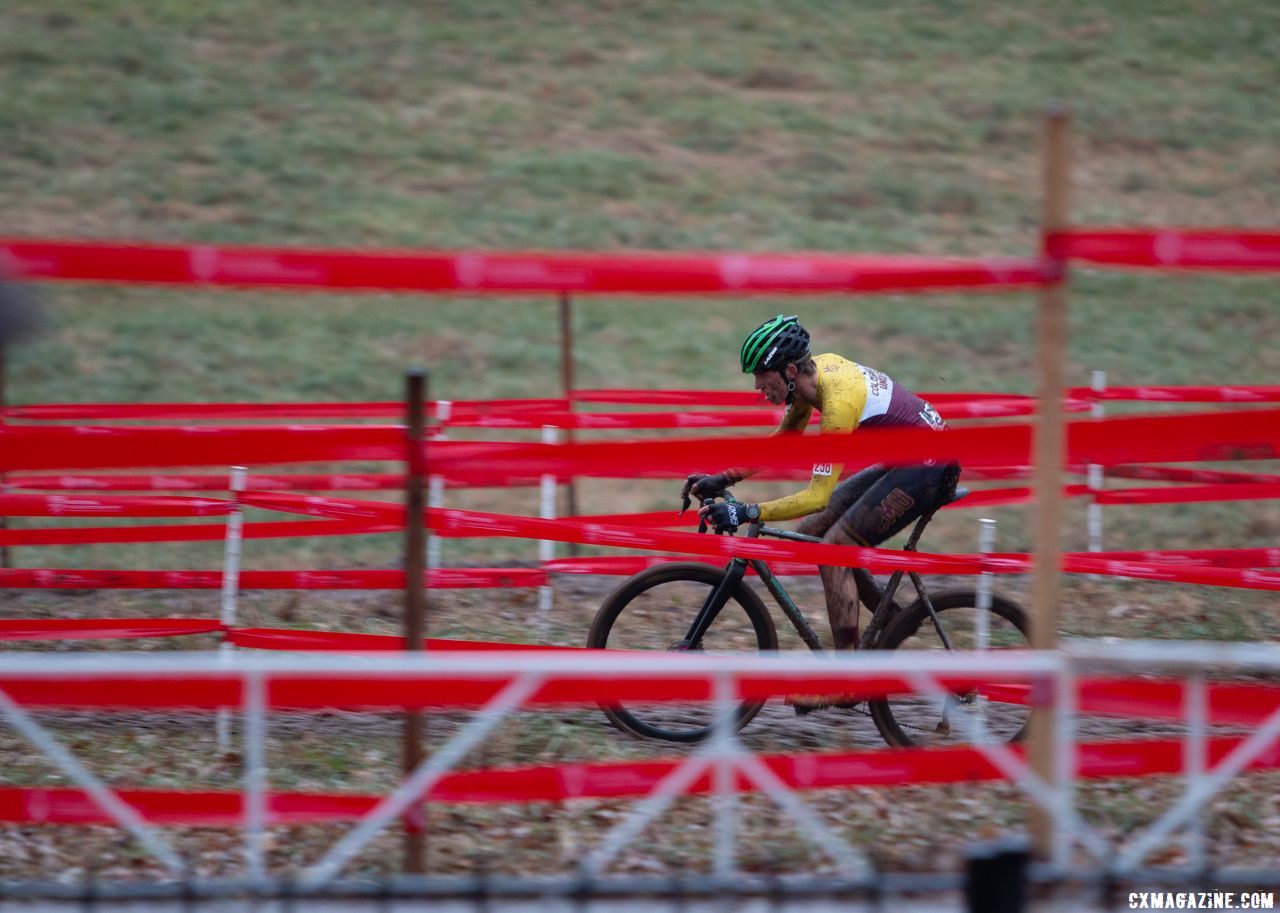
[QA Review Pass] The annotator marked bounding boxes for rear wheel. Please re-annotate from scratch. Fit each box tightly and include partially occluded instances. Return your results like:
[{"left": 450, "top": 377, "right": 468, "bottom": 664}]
[
  {"left": 868, "top": 590, "right": 1030, "bottom": 748},
  {"left": 586, "top": 562, "right": 778, "bottom": 742}
]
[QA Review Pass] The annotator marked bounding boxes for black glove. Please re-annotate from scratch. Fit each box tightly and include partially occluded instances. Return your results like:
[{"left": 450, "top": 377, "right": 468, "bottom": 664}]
[
  {"left": 699, "top": 500, "right": 761, "bottom": 533},
  {"left": 680, "top": 472, "right": 735, "bottom": 505}
]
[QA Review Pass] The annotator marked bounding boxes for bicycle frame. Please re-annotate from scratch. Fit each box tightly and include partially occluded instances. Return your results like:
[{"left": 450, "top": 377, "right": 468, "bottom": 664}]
[{"left": 678, "top": 510, "right": 952, "bottom": 654}]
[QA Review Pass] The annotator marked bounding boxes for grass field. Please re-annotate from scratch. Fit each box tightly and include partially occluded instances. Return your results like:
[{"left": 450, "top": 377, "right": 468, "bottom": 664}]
[
  {"left": 1, "top": 0, "right": 1276, "bottom": 623},
  {"left": 1, "top": 0, "right": 1278, "bottom": 883}
]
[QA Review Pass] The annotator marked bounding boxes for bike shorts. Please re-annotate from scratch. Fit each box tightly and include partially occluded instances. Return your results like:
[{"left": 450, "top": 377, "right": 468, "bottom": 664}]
[{"left": 826, "top": 462, "right": 960, "bottom": 547}]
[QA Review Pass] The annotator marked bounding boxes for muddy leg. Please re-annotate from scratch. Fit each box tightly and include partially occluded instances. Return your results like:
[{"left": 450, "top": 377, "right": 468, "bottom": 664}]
[{"left": 817, "top": 522, "right": 866, "bottom": 650}]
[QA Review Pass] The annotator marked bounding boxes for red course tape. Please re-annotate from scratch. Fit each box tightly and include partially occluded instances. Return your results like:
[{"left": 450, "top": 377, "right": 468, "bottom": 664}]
[
  {"left": 1, "top": 734, "right": 1277, "bottom": 824},
  {"left": 1, "top": 238, "right": 1055, "bottom": 294},
  {"left": 4, "top": 664, "right": 1277, "bottom": 718},
  {"left": 0, "top": 494, "right": 234, "bottom": 517},
  {"left": 3, "top": 398, "right": 566, "bottom": 421},
  {"left": 1094, "top": 482, "right": 1280, "bottom": 506},
  {"left": 1103, "top": 465, "right": 1280, "bottom": 485},
  {"left": 0, "top": 619, "right": 223, "bottom": 641},
  {"left": 1, "top": 631, "right": 1278, "bottom": 729},
  {"left": 1054, "top": 229, "right": 1280, "bottom": 271},
  {"left": 2, "top": 408, "right": 1278, "bottom": 474},
  {"left": 0, "top": 567, "right": 547, "bottom": 590},
  {"left": 0, "top": 518, "right": 397, "bottom": 547},
  {"left": 1074, "top": 385, "right": 1280, "bottom": 404},
  {"left": 10, "top": 386, "right": 1277, "bottom": 425}
]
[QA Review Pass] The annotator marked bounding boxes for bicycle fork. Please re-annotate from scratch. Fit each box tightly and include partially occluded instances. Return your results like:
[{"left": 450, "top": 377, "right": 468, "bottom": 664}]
[{"left": 677, "top": 557, "right": 749, "bottom": 650}]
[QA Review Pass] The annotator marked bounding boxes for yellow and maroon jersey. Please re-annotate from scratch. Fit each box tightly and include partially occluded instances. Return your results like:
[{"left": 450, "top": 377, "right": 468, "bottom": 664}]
[{"left": 757, "top": 353, "right": 946, "bottom": 521}]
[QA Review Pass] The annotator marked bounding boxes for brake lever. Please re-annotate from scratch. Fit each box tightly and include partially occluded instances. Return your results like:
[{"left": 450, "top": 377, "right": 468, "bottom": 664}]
[{"left": 697, "top": 497, "right": 713, "bottom": 534}]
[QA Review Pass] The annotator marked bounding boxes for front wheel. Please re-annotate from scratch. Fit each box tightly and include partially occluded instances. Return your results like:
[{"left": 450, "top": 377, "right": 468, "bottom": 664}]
[
  {"left": 586, "top": 562, "right": 778, "bottom": 742},
  {"left": 868, "top": 589, "right": 1030, "bottom": 749}
]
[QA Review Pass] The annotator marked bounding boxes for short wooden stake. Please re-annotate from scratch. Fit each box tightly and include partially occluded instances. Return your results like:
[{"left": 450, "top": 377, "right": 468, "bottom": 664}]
[{"left": 402, "top": 369, "right": 428, "bottom": 874}]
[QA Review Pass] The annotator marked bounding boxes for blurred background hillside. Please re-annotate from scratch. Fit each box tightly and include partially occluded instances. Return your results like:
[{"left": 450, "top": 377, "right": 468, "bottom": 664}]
[
  {"left": 0, "top": 1, "right": 1276, "bottom": 617},
  {"left": 2, "top": 4, "right": 1280, "bottom": 883},
  {"left": 1, "top": 0, "right": 1276, "bottom": 400}
]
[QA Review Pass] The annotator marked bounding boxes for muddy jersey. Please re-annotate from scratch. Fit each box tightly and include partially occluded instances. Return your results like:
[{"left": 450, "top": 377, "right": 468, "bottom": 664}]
[{"left": 757, "top": 353, "right": 946, "bottom": 521}]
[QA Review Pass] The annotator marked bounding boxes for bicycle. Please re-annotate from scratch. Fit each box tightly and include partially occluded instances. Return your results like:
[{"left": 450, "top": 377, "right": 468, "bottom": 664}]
[{"left": 586, "top": 484, "right": 1031, "bottom": 748}]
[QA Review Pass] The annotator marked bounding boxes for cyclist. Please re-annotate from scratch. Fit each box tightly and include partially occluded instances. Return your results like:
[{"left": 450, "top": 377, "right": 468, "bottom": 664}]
[{"left": 682, "top": 314, "right": 958, "bottom": 679}]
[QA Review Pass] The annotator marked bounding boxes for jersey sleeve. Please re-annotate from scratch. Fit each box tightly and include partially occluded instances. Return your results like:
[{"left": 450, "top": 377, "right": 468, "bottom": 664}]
[
  {"left": 755, "top": 382, "right": 860, "bottom": 522},
  {"left": 722, "top": 399, "right": 812, "bottom": 483}
]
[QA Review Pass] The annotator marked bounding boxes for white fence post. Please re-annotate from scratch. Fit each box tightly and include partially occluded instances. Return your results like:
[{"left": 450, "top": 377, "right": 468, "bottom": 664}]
[
  {"left": 1086, "top": 370, "right": 1106, "bottom": 577},
  {"left": 712, "top": 671, "right": 737, "bottom": 879},
  {"left": 1053, "top": 658, "right": 1077, "bottom": 869},
  {"left": 243, "top": 669, "right": 268, "bottom": 882},
  {"left": 216, "top": 465, "right": 247, "bottom": 752},
  {"left": 537, "top": 424, "right": 557, "bottom": 638},
  {"left": 1184, "top": 671, "right": 1208, "bottom": 870},
  {"left": 427, "top": 400, "right": 451, "bottom": 571},
  {"left": 975, "top": 517, "right": 997, "bottom": 743},
  {"left": 976, "top": 518, "right": 996, "bottom": 652}
]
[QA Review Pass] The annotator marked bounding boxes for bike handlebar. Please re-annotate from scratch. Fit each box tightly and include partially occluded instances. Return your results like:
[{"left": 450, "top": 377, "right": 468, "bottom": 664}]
[{"left": 686, "top": 491, "right": 743, "bottom": 536}]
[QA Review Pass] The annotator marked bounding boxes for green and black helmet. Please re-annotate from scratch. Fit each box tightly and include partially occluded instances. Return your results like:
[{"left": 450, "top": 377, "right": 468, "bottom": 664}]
[{"left": 739, "top": 314, "right": 810, "bottom": 374}]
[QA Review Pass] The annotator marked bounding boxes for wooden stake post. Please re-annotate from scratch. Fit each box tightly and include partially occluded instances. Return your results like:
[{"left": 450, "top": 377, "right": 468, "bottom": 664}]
[
  {"left": 1029, "top": 106, "right": 1072, "bottom": 860},
  {"left": 403, "top": 369, "right": 428, "bottom": 873}
]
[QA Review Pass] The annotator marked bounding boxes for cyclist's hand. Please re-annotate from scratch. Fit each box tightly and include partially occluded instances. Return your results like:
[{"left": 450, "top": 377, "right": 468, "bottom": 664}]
[
  {"left": 680, "top": 472, "right": 734, "bottom": 508},
  {"left": 698, "top": 500, "right": 760, "bottom": 534}
]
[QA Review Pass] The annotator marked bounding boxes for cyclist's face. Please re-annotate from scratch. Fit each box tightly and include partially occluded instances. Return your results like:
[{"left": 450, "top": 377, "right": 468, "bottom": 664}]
[{"left": 753, "top": 369, "right": 788, "bottom": 405}]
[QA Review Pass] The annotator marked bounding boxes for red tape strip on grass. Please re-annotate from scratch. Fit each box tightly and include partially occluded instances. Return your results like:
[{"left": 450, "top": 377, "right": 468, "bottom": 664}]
[
  {"left": 3, "top": 408, "right": 1278, "bottom": 473},
  {"left": 0, "top": 667, "right": 1045, "bottom": 710},
  {"left": 0, "top": 620, "right": 564, "bottom": 646},
  {"left": 5, "top": 665, "right": 1278, "bottom": 720},
  {"left": 419, "top": 409, "right": 1280, "bottom": 478},
  {"left": 0, "top": 567, "right": 547, "bottom": 590},
  {"left": 0, "top": 650, "right": 1277, "bottom": 727},
  {"left": 3, "top": 399, "right": 566, "bottom": 421},
  {"left": 1061, "top": 557, "right": 1280, "bottom": 591},
  {"left": 2, "top": 403, "right": 1045, "bottom": 428},
  {"left": 1104, "top": 465, "right": 1280, "bottom": 485},
  {"left": 1076, "top": 679, "right": 1280, "bottom": 727},
  {"left": 9, "top": 387, "right": 1274, "bottom": 431},
  {"left": 242, "top": 496, "right": 1280, "bottom": 588},
  {"left": 4, "top": 466, "right": 1040, "bottom": 491},
  {"left": 1062, "top": 547, "right": 1280, "bottom": 570},
  {"left": 243, "top": 497, "right": 992, "bottom": 575},
  {"left": 0, "top": 424, "right": 404, "bottom": 472},
  {"left": 2, "top": 493, "right": 1274, "bottom": 587},
  {"left": 1053, "top": 228, "right": 1280, "bottom": 271},
  {"left": 1073, "top": 385, "right": 1280, "bottom": 404},
  {"left": 2, "top": 735, "right": 1278, "bottom": 824},
  {"left": 3, "top": 472, "right": 547, "bottom": 492},
  {"left": 226, "top": 629, "right": 584, "bottom": 652},
  {"left": 544, "top": 556, "right": 819, "bottom": 576},
  {"left": 0, "top": 619, "right": 223, "bottom": 641},
  {"left": 0, "top": 518, "right": 397, "bottom": 547},
  {"left": 0, "top": 494, "right": 235, "bottom": 517},
  {"left": 1, "top": 238, "right": 1055, "bottom": 294},
  {"left": 1094, "top": 482, "right": 1280, "bottom": 505},
  {"left": 2, "top": 480, "right": 1270, "bottom": 530}
]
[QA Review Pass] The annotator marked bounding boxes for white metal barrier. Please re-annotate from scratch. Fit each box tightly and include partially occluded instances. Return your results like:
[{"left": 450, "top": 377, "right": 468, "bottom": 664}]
[{"left": 1, "top": 644, "right": 1278, "bottom": 887}]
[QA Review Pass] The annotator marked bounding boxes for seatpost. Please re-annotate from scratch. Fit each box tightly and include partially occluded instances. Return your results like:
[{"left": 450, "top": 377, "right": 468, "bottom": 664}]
[{"left": 901, "top": 508, "right": 938, "bottom": 552}]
